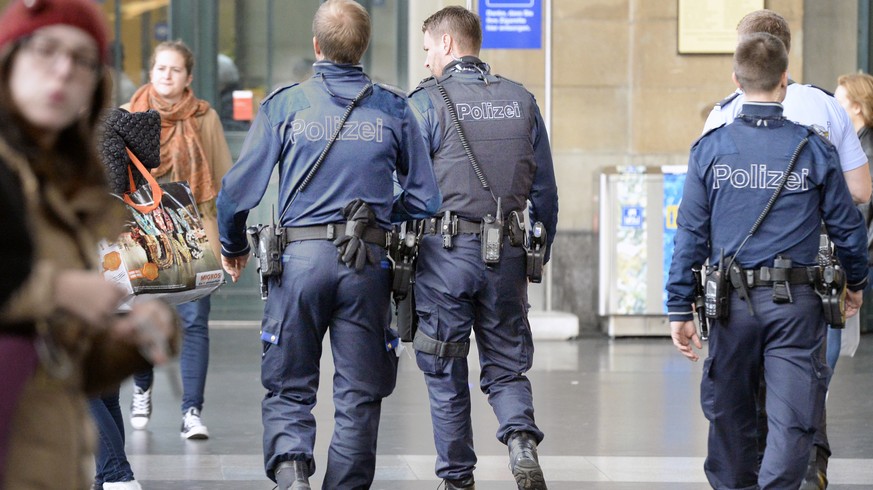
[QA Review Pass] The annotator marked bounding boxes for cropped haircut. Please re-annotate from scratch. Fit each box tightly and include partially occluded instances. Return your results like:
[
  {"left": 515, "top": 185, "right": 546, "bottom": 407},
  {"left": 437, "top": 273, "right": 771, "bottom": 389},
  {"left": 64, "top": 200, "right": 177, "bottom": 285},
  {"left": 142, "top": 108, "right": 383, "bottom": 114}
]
[
  {"left": 733, "top": 32, "right": 788, "bottom": 93},
  {"left": 312, "top": 0, "right": 370, "bottom": 65},
  {"left": 422, "top": 6, "right": 482, "bottom": 55},
  {"left": 737, "top": 9, "right": 791, "bottom": 53},
  {"left": 838, "top": 73, "right": 873, "bottom": 128},
  {"left": 151, "top": 40, "right": 195, "bottom": 75}
]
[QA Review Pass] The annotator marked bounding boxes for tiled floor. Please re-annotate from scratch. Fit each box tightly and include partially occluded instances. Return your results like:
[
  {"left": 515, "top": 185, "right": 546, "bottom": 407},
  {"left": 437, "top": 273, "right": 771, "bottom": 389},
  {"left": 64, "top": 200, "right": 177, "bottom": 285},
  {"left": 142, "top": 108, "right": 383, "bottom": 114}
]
[{"left": 116, "top": 327, "right": 873, "bottom": 489}]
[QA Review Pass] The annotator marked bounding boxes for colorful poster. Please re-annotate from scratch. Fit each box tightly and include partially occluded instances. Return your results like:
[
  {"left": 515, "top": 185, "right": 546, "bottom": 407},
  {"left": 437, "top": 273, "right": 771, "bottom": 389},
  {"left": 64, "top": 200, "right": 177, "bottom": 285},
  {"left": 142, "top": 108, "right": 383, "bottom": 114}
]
[{"left": 615, "top": 167, "right": 647, "bottom": 314}]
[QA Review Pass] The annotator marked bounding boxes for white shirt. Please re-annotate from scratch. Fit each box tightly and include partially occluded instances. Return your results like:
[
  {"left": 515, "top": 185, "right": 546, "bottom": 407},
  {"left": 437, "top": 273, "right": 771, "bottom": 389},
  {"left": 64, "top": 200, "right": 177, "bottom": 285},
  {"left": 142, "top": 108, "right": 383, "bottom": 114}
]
[{"left": 703, "top": 83, "right": 867, "bottom": 173}]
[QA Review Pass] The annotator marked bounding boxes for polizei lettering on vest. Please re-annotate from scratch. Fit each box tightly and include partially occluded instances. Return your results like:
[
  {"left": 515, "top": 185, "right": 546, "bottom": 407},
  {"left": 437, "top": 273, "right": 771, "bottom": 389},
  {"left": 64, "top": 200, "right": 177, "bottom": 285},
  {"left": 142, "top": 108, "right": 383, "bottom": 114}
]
[
  {"left": 712, "top": 164, "right": 809, "bottom": 191},
  {"left": 290, "top": 117, "right": 384, "bottom": 143},
  {"left": 455, "top": 100, "right": 522, "bottom": 121}
]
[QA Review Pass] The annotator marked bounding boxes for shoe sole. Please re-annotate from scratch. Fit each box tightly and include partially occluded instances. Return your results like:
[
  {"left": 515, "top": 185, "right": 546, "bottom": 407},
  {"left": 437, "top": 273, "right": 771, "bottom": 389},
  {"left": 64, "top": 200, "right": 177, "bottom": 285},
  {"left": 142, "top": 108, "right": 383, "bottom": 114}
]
[
  {"left": 130, "top": 417, "right": 150, "bottom": 430},
  {"left": 512, "top": 460, "right": 547, "bottom": 490},
  {"left": 181, "top": 428, "right": 210, "bottom": 440}
]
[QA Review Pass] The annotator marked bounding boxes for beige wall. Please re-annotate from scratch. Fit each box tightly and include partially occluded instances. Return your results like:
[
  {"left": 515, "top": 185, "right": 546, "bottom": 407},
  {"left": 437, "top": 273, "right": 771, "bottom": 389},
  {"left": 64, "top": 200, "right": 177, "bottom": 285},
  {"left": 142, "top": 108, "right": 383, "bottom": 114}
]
[{"left": 407, "top": 0, "right": 813, "bottom": 231}]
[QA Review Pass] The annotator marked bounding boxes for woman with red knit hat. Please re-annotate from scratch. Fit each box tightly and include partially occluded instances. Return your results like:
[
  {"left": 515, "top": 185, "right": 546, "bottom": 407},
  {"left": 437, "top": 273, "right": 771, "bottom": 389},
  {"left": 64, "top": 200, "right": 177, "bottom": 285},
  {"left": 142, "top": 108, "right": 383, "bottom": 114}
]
[{"left": 0, "top": 1, "right": 179, "bottom": 488}]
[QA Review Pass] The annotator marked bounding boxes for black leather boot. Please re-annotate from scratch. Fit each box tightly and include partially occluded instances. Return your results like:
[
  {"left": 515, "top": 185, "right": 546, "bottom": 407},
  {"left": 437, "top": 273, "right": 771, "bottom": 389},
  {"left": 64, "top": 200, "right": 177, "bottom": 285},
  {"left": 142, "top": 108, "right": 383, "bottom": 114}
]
[
  {"left": 507, "top": 431, "right": 547, "bottom": 490},
  {"left": 443, "top": 475, "right": 475, "bottom": 489},
  {"left": 275, "top": 461, "right": 311, "bottom": 490},
  {"left": 798, "top": 444, "right": 828, "bottom": 490}
]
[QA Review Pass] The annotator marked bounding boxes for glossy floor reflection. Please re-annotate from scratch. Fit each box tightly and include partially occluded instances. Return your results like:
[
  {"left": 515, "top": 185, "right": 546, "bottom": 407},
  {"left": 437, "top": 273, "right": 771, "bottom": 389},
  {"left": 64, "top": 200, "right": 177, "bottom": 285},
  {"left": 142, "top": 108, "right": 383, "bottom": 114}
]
[{"left": 117, "top": 328, "right": 873, "bottom": 489}]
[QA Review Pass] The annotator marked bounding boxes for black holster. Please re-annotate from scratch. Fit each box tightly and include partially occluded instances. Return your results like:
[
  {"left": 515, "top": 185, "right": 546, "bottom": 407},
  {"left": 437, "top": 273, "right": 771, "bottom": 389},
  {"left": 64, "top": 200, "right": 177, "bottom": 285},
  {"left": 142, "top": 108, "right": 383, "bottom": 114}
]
[
  {"left": 389, "top": 222, "right": 420, "bottom": 342},
  {"left": 247, "top": 224, "right": 285, "bottom": 300}
]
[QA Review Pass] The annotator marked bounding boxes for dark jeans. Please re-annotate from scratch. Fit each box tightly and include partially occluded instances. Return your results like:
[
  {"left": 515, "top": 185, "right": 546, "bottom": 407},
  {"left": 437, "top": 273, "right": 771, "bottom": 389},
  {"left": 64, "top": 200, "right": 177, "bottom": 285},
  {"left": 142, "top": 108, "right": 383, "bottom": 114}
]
[
  {"left": 134, "top": 296, "right": 211, "bottom": 412},
  {"left": 89, "top": 390, "right": 135, "bottom": 486}
]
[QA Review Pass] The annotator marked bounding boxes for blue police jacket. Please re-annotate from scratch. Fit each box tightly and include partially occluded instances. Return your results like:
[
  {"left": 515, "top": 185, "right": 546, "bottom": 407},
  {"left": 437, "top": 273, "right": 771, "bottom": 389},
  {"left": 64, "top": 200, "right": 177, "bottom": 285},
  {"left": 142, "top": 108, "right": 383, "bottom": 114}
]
[
  {"left": 409, "top": 57, "right": 558, "bottom": 259},
  {"left": 667, "top": 102, "right": 868, "bottom": 322},
  {"left": 217, "top": 62, "right": 442, "bottom": 257}
]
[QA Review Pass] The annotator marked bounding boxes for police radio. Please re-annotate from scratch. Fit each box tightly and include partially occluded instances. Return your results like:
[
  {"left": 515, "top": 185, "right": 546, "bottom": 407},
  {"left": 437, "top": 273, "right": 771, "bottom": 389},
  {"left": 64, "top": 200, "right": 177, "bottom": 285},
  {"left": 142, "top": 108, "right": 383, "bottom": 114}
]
[
  {"left": 481, "top": 197, "right": 503, "bottom": 264},
  {"left": 704, "top": 249, "right": 730, "bottom": 320}
]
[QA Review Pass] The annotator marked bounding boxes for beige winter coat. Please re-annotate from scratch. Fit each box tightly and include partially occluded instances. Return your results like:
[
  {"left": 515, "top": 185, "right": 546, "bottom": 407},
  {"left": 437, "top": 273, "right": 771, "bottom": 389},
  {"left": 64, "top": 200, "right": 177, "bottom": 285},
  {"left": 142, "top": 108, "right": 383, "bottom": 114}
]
[{"left": 0, "top": 136, "right": 153, "bottom": 490}]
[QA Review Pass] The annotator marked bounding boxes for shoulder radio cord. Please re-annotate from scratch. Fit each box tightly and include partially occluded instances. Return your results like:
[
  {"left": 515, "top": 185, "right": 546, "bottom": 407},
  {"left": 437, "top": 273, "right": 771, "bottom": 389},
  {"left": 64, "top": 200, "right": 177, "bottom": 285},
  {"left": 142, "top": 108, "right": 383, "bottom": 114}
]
[
  {"left": 436, "top": 80, "right": 499, "bottom": 204},
  {"left": 729, "top": 137, "right": 809, "bottom": 267},
  {"left": 279, "top": 82, "right": 373, "bottom": 223}
]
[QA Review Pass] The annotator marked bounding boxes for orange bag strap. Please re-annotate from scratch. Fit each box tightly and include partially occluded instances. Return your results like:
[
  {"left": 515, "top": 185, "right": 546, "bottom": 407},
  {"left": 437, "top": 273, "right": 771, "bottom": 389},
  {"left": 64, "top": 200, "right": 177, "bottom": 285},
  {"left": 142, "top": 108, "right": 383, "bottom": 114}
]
[{"left": 123, "top": 148, "right": 163, "bottom": 213}]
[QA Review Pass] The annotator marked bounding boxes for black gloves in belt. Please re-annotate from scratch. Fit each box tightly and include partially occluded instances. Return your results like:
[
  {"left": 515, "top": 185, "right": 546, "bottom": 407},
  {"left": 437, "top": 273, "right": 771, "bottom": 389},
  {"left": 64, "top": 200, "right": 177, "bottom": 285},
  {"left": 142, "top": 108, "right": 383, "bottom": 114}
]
[{"left": 333, "top": 199, "right": 377, "bottom": 271}]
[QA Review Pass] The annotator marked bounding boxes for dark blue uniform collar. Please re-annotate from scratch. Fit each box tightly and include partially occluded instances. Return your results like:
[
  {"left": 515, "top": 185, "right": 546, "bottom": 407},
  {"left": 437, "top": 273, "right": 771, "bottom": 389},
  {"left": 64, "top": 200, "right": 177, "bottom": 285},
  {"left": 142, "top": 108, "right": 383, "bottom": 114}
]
[
  {"left": 312, "top": 61, "right": 370, "bottom": 99},
  {"left": 442, "top": 56, "right": 491, "bottom": 76},
  {"left": 313, "top": 61, "right": 365, "bottom": 77},
  {"left": 737, "top": 102, "right": 787, "bottom": 127}
]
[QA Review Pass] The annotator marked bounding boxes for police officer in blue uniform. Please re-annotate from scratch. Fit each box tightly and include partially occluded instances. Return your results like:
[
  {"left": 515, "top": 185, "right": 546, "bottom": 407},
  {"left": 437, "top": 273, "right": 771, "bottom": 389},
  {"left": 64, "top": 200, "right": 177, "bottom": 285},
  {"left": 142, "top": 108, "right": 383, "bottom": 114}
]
[
  {"left": 668, "top": 33, "right": 867, "bottom": 489},
  {"left": 408, "top": 6, "right": 558, "bottom": 490},
  {"left": 701, "top": 11, "right": 872, "bottom": 488},
  {"left": 216, "top": 1, "right": 441, "bottom": 489}
]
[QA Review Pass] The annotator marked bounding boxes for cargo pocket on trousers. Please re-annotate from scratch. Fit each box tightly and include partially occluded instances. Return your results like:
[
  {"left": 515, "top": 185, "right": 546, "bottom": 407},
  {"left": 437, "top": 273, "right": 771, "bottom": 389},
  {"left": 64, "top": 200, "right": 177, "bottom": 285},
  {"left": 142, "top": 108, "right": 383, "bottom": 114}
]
[
  {"left": 700, "top": 357, "right": 716, "bottom": 422},
  {"left": 807, "top": 350, "right": 830, "bottom": 430},
  {"left": 413, "top": 306, "right": 449, "bottom": 375},
  {"left": 260, "top": 315, "right": 281, "bottom": 357}
]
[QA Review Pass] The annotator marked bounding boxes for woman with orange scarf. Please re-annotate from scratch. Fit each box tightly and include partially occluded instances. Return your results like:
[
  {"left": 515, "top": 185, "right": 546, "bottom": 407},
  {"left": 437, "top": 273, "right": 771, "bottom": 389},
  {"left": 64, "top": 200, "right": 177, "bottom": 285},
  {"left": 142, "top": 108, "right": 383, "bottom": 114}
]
[{"left": 122, "top": 40, "right": 231, "bottom": 440}]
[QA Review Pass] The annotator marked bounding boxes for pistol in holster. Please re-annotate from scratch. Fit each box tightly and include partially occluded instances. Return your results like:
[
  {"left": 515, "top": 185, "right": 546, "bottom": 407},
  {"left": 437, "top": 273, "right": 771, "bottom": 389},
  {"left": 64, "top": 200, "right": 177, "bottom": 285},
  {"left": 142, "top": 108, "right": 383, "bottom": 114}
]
[
  {"left": 389, "top": 221, "right": 421, "bottom": 343},
  {"left": 246, "top": 224, "right": 285, "bottom": 301},
  {"left": 389, "top": 221, "right": 420, "bottom": 301},
  {"left": 525, "top": 218, "right": 547, "bottom": 284},
  {"left": 815, "top": 236, "right": 847, "bottom": 327}
]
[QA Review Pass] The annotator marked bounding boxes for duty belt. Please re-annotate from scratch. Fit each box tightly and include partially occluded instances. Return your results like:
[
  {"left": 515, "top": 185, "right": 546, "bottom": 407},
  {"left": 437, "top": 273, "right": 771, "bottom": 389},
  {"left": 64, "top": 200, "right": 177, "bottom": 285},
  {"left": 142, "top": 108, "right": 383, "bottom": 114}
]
[
  {"left": 422, "top": 216, "right": 481, "bottom": 235},
  {"left": 282, "top": 224, "right": 390, "bottom": 248},
  {"left": 739, "top": 266, "right": 819, "bottom": 288}
]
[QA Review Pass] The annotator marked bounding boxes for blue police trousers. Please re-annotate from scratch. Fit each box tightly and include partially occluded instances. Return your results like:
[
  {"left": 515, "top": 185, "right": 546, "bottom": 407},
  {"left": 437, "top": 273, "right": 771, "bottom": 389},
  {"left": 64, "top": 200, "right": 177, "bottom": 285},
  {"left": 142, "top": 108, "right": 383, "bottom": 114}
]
[
  {"left": 259, "top": 240, "right": 397, "bottom": 489},
  {"left": 703, "top": 285, "right": 829, "bottom": 490},
  {"left": 414, "top": 234, "right": 544, "bottom": 481}
]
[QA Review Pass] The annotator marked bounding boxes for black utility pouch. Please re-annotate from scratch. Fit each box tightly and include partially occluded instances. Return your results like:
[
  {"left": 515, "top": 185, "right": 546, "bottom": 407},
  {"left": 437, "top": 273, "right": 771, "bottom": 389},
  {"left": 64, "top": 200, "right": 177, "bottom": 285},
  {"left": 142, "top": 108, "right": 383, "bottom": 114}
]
[
  {"left": 770, "top": 255, "right": 793, "bottom": 304},
  {"left": 508, "top": 210, "right": 525, "bottom": 247}
]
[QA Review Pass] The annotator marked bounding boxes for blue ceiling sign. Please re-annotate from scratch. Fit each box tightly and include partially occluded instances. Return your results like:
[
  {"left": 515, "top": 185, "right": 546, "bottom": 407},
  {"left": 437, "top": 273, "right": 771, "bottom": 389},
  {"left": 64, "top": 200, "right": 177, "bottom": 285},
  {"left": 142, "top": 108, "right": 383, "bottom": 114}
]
[{"left": 480, "top": 0, "right": 542, "bottom": 50}]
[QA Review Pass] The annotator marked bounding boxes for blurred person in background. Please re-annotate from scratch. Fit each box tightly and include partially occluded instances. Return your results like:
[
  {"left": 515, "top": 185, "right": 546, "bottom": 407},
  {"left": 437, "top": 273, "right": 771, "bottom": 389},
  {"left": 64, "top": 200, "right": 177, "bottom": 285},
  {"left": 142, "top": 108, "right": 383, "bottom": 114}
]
[
  {"left": 831, "top": 72, "right": 873, "bottom": 370},
  {"left": 0, "top": 0, "right": 179, "bottom": 488}
]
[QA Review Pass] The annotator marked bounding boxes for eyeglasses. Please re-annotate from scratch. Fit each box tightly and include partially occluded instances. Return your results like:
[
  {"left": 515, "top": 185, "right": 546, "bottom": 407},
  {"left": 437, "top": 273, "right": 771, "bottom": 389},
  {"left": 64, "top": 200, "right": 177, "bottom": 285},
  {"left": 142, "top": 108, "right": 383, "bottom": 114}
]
[{"left": 19, "top": 35, "right": 102, "bottom": 80}]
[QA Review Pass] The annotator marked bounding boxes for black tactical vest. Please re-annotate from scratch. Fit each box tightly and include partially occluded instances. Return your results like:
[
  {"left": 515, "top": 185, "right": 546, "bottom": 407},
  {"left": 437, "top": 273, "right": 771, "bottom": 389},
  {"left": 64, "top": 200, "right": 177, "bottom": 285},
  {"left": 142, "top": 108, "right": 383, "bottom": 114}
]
[{"left": 419, "top": 72, "right": 538, "bottom": 220}]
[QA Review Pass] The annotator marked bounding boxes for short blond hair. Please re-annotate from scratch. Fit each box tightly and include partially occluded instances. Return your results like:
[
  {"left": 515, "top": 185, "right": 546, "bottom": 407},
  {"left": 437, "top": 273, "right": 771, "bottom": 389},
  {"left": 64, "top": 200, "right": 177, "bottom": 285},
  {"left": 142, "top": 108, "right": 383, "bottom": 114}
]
[
  {"left": 312, "top": 0, "right": 370, "bottom": 64},
  {"left": 737, "top": 9, "right": 791, "bottom": 54},
  {"left": 838, "top": 73, "right": 873, "bottom": 128}
]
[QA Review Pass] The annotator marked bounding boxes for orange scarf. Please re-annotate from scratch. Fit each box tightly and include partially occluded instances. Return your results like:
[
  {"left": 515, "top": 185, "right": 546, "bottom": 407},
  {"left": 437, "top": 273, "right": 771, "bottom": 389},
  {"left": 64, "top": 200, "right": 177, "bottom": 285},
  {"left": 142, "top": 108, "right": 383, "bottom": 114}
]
[{"left": 129, "top": 84, "right": 216, "bottom": 204}]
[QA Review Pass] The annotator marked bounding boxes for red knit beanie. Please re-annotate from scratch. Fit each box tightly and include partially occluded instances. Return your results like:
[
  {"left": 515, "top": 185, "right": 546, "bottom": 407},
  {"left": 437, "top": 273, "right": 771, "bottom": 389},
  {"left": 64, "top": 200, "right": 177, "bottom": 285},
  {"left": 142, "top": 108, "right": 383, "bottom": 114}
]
[{"left": 0, "top": 0, "right": 109, "bottom": 63}]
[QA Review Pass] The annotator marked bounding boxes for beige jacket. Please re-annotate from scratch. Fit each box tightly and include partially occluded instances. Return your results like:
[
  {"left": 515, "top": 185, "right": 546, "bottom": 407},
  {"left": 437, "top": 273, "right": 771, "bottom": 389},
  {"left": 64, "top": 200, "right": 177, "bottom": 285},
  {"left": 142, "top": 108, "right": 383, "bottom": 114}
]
[{"left": 0, "top": 136, "right": 152, "bottom": 490}]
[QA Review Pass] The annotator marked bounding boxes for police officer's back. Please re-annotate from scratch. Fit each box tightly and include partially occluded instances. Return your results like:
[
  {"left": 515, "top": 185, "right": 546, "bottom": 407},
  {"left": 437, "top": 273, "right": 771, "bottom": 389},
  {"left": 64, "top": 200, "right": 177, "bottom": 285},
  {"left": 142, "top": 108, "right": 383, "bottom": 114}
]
[
  {"left": 216, "top": 1, "right": 440, "bottom": 489},
  {"left": 667, "top": 33, "right": 867, "bottom": 489},
  {"left": 407, "top": 6, "right": 557, "bottom": 490}
]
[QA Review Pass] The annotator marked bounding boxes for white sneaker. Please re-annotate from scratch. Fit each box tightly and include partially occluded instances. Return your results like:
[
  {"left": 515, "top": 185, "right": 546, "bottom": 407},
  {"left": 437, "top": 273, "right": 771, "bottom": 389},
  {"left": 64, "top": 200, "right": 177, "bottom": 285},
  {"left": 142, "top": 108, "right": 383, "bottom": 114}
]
[
  {"left": 130, "top": 386, "right": 152, "bottom": 430},
  {"left": 103, "top": 480, "right": 143, "bottom": 490},
  {"left": 180, "top": 407, "right": 209, "bottom": 440}
]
